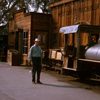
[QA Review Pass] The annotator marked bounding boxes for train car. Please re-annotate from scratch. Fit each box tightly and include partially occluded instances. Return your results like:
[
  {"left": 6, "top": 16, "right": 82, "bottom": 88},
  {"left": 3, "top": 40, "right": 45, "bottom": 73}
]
[{"left": 59, "top": 24, "right": 100, "bottom": 79}]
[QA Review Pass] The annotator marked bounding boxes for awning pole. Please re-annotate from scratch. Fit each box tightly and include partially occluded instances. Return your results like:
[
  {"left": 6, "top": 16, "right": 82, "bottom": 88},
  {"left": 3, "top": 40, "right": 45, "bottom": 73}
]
[{"left": 76, "top": 28, "right": 80, "bottom": 69}]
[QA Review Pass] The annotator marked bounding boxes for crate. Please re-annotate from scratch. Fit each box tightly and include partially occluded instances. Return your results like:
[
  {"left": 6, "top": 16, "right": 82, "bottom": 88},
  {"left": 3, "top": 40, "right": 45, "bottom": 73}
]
[
  {"left": 42, "top": 50, "right": 49, "bottom": 59},
  {"left": 49, "top": 49, "right": 60, "bottom": 59},
  {"left": 51, "top": 50, "right": 57, "bottom": 59},
  {"left": 60, "top": 47, "right": 66, "bottom": 56},
  {"left": 56, "top": 52, "right": 62, "bottom": 61},
  {"left": 7, "top": 50, "right": 21, "bottom": 66}
]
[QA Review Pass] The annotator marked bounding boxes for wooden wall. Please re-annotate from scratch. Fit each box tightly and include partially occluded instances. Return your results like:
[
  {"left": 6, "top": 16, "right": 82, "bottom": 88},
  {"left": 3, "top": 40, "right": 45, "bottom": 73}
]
[
  {"left": 50, "top": 0, "right": 100, "bottom": 48},
  {"left": 8, "top": 9, "right": 52, "bottom": 65},
  {"left": 9, "top": 10, "right": 31, "bottom": 52},
  {"left": 8, "top": 9, "right": 31, "bottom": 65},
  {"left": 31, "top": 13, "right": 52, "bottom": 49}
]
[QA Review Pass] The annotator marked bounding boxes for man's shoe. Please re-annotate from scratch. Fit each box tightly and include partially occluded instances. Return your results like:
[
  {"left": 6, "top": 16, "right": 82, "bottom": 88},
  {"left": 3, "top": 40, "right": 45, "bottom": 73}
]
[
  {"left": 32, "top": 81, "right": 36, "bottom": 84},
  {"left": 37, "top": 81, "right": 42, "bottom": 84}
]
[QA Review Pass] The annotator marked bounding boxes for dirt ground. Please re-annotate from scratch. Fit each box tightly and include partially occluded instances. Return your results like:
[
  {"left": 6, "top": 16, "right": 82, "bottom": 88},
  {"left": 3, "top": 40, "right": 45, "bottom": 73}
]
[
  {"left": 25, "top": 66, "right": 100, "bottom": 94},
  {"left": 1, "top": 62, "right": 100, "bottom": 100}
]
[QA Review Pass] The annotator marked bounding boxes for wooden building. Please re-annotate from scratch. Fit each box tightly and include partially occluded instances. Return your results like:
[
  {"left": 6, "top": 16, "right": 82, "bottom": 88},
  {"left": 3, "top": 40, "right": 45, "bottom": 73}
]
[
  {"left": 8, "top": 8, "right": 52, "bottom": 65},
  {"left": 49, "top": 0, "right": 100, "bottom": 49},
  {"left": 0, "top": 24, "right": 8, "bottom": 61},
  {"left": 48, "top": 0, "right": 100, "bottom": 72}
]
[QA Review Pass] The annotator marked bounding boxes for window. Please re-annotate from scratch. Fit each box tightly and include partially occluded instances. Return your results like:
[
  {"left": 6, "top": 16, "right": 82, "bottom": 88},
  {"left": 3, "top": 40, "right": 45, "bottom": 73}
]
[
  {"left": 91, "top": 35, "right": 97, "bottom": 43},
  {"left": 43, "top": 35, "right": 45, "bottom": 44},
  {"left": 38, "top": 34, "right": 41, "bottom": 41},
  {"left": 23, "top": 32, "right": 28, "bottom": 54},
  {"left": 53, "top": 33, "right": 57, "bottom": 45}
]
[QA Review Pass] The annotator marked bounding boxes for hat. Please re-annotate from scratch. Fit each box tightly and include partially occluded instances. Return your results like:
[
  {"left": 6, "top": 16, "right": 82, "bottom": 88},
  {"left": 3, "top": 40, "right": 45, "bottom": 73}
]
[{"left": 35, "top": 38, "right": 40, "bottom": 42}]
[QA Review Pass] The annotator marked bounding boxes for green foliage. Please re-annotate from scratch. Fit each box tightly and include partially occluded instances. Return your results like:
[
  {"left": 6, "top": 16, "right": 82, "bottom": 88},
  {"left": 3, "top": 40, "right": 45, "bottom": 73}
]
[
  {"left": 0, "top": 0, "right": 61, "bottom": 25},
  {"left": 33, "top": 0, "right": 61, "bottom": 13},
  {"left": 0, "top": 0, "right": 33, "bottom": 24}
]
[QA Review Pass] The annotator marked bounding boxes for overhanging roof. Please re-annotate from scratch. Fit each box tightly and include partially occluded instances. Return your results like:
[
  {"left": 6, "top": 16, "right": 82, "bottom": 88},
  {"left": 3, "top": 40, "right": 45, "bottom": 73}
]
[
  {"left": 59, "top": 24, "right": 100, "bottom": 34},
  {"left": 59, "top": 24, "right": 80, "bottom": 34}
]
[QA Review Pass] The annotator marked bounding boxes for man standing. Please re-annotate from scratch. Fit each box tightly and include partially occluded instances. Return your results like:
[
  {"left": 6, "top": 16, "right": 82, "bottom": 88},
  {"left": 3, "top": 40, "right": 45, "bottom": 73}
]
[{"left": 29, "top": 38, "right": 42, "bottom": 84}]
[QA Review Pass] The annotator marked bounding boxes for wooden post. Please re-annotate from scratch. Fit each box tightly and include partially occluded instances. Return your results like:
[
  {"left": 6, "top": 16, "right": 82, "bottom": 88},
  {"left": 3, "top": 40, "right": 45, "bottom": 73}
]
[
  {"left": 76, "top": 28, "right": 80, "bottom": 59},
  {"left": 18, "top": 30, "right": 23, "bottom": 55},
  {"left": 88, "top": 31, "right": 91, "bottom": 45},
  {"left": 76, "top": 26, "right": 80, "bottom": 69},
  {"left": 64, "top": 34, "right": 67, "bottom": 52}
]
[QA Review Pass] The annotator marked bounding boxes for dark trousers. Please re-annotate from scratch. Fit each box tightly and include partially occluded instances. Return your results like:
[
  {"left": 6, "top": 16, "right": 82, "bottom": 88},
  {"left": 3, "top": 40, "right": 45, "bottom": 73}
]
[{"left": 32, "top": 57, "right": 41, "bottom": 82}]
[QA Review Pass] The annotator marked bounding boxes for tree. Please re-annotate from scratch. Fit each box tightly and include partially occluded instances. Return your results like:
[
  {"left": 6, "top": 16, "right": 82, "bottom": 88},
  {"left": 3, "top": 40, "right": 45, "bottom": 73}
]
[
  {"left": 33, "top": 0, "right": 61, "bottom": 13},
  {"left": 0, "top": 0, "right": 61, "bottom": 25},
  {"left": 0, "top": 0, "right": 34, "bottom": 25}
]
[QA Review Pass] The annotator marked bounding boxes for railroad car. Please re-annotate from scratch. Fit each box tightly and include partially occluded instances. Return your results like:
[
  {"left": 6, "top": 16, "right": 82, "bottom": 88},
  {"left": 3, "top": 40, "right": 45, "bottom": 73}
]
[{"left": 59, "top": 24, "right": 100, "bottom": 79}]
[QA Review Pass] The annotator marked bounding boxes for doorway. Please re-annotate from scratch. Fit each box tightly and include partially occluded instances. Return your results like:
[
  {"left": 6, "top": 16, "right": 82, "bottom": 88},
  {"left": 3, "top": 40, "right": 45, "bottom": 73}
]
[{"left": 36, "top": 31, "right": 48, "bottom": 49}]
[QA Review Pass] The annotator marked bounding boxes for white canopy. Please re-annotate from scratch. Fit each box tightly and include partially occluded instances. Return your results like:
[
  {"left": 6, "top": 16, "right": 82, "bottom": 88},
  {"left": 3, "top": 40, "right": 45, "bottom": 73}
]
[{"left": 59, "top": 24, "right": 80, "bottom": 34}]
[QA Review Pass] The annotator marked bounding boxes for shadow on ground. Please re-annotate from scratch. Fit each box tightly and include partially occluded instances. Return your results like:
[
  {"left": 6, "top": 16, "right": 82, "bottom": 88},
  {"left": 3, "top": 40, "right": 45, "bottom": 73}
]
[{"left": 41, "top": 83, "right": 84, "bottom": 89}]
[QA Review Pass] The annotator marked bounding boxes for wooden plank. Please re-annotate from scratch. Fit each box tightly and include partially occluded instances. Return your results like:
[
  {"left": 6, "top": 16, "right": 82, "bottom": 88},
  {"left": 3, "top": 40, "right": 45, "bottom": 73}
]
[
  {"left": 78, "top": 58, "right": 100, "bottom": 63},
  {"left": 68, "top": 3, "right": 71, "bottom": 26},
  {"left": 80, "top": 32, "right": 88, "bottom": 46},
  {"left": 87, "top": 0, "right": 92, "bottom": 24},
  {"left": 56, "top": 6, "right": 59, "bottom": 32},
  {"left": 96, "top": 0, "right": 99, "bottom": 25},
  {"left": 66, "top": 4, "right": 69, "bottom": 26},
  {"left": 84, "top": 0, "right": 88, "bottom": 22},
  {"left": 71, "top": 2, "right": 74, "bottom": 25},
  {"left": 49, "top": 0, "right": 74, "bottom": 8},
  {"left": 61, "top": 5, "right": 65, "bottom": 47},
  {"left": 63, "top": 67, "right": 76, "bottom": 71},
  {"left": 58, "top": 6, "right": 62, "bottom": 48},
  {"left": 51, "top": 50, "right": 57, "bottom": 59},
  {"left": 64, "top": 4, "right": 67, "bottom": 26},
  {"left": 62, "top": 4, "right": 65, "bottom": 27},
  {"left": 91, "top": 0, "right": 94, "bottom": 25},
  {"left": 73, "top": 1, "right": 77, "bottom": 24},
  {"left": 93, "top": 0, "right": 96, "bottom": 25},
  {"left": 74, "top": 33, "right": 77, "bottom": 47},
  {"left": 81, "top": 0, "right": 84, "bottom": 22},
  {"left": 56, "top": 52, "right": 62, "bottom": 60}
]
